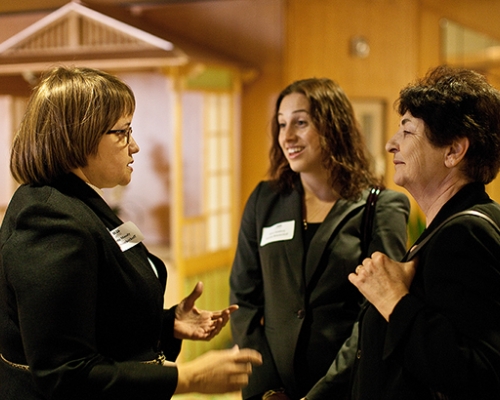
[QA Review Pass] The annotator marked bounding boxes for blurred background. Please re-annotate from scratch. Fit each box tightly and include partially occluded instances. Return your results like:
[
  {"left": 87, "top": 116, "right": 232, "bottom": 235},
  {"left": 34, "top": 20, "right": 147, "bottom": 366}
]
[{"left": 1, "top": 2, "right": 500, "bottom": 394}]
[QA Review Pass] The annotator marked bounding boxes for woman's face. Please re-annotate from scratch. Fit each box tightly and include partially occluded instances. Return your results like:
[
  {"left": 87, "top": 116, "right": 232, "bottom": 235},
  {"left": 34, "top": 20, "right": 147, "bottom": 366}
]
[
  {"left": 278, "top": 92, "right": 324, "bottom": 176},
  {"left": 77, "top": 115, "right": 139, "bottom": 188},
  {"left": 386, "top": 111, "right": 449, "bottom": 195}
]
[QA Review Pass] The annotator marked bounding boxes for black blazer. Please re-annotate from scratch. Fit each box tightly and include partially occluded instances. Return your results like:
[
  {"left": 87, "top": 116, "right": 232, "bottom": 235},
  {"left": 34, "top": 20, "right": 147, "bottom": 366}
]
[
  {"left": 353, "top": 184, "right": 500, "bottom": 400},
  {"left": 229, "top": 180, "right": 410, "bottom": 399},
  {"left": 349, "top": 183, "right": 500, "bottom": 399},
  {"left": 0, "top": 174, "right": 181, "bottom": 400}
]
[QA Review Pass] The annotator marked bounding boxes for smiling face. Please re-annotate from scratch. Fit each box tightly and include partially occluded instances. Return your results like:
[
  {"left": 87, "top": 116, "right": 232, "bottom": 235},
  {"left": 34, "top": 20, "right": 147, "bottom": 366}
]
[
  {"left": 278, "top": 92, "right": 325, "bottom": 177},
  {"left": 73, "top": 115, "right": 139, "bottom": 188},
  {"left": 386, "top": 111, "right": 449, "bottom": 196}
]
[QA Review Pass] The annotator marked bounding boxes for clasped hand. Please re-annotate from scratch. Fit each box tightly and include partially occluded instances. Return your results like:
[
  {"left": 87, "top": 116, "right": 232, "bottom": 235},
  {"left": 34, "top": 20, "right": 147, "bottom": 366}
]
[
  {"left": 174, "top": 281, "right": 238, "bottom": 340},
  {"left": 348, "top": 252, "right": 418, "bottom": 321}
]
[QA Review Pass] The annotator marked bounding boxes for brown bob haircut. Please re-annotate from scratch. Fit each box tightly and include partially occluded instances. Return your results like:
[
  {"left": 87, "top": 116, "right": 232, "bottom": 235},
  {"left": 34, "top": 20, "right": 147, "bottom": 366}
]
[
  {"left": 10, "top": 66, "right": 135, "bottom": 185},
  {"left": 396, "top": 65, "right": 500, "bottom": 184},
  {"left": 268, "top": 77, "right": 381, "bottom": 200}
]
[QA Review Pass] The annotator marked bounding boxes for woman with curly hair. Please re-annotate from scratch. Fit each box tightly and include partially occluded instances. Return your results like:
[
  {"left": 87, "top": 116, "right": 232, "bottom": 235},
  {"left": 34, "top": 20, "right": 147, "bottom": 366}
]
[{"left": 230, "top": 78, "right": 410, "bottom": 400}]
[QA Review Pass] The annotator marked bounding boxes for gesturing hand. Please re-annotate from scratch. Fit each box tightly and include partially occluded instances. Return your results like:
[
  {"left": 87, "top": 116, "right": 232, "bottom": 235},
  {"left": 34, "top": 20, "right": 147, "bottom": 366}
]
[
  {"left": 174, "top": 281, "right": 239, "bottom": 341},
  {"left": 175, "top": 345, "right": 263, "bottom": 394},
  {"left": 348, "top": 252, "right": 418, "bottom": 321}
]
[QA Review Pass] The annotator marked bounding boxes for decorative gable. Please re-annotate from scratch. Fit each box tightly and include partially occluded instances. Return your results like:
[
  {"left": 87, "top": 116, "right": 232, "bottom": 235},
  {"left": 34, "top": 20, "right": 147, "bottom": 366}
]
[{"left": 0, "top": 1, "right": 187, "bottom": 73}]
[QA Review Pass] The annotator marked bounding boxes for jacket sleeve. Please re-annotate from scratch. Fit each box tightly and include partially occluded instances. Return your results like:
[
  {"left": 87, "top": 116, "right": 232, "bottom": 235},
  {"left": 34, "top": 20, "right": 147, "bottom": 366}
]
[
  {"left": 1, "top": 200, "right": 178, "bottom": 400},
  {"left": 383, "top": 215, "right": 500, "bottom": 398},
  {"left": 305, "top": 321, "right": 359, "bottom": 400},
  {"left": 161, "top": 306, "right": 182, "bottom": 361},
  {"left": 229, "top": 183, "right": 283, "bottom": 399},
  {"left": 367, "top": 189, "right": 410, "bottom": 260},
  {"left": 305, "top": 189, "right": 410, "bottom": 400}
]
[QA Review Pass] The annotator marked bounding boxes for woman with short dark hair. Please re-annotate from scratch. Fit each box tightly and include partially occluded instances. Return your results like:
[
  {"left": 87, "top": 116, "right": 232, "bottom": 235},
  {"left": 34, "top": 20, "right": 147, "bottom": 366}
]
[{"left": 307, "top": 65, "right": 500, "bottom": 400}]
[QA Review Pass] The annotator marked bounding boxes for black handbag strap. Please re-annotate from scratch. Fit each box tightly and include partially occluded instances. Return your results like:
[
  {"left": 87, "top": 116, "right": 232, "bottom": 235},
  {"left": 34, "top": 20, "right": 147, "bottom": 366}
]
[
  {"left": 361, "top": 186, "right": 382, "bottom": 258},
  {"left": 407, "top": 209, "right": 500, "bottom": 259}
]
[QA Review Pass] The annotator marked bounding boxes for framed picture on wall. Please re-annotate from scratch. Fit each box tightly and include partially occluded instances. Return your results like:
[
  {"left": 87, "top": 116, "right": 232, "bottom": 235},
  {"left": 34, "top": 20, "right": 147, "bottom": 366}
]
[{"left": 351, "top": 99, "right": 386, "bottom": 176}]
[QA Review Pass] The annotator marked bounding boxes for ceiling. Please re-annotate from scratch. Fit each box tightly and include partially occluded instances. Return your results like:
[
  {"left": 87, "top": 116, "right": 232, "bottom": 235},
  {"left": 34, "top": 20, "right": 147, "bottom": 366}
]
[
  {"left": 4, "top": 0, "right": 500, "bottom": 76},
  {"left": 0, "top": 0, "right": 282, "bottom": 96},
  {"left": 0, "top": 0, "right": 221, "bottom": 15},
  {"left": 0, "top": 0, "right": 282, "bottom": 70}
]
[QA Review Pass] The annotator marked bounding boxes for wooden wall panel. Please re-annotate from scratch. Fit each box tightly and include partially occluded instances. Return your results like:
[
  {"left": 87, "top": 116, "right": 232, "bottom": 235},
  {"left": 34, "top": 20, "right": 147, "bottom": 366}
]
[
  {"left": 282, "top": 0, "right": 500, "bottom": 208},
  {"left": 420, "top": 0, "right": 500, "bottom": 43},
  {"left": 418, "top": 1, "right": 500, "bottom": 203},
  {"left": 284, "top": 0, "right": 419, "bottom": 192}
]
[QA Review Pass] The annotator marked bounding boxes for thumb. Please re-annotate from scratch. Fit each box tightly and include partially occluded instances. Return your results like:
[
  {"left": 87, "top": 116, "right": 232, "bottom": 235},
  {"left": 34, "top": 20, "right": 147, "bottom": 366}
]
[
  {"left": 401, "top": 258, "right": 418, "bottom": 284},
  {"left": 404, "top": 257, "right": 418, "bottom": 273},
  {"left": 182, "top": 281, "right": 203, "bottom": 311},
  {"left": 229, "top": 344, "right": 240, "bottom": 353}
]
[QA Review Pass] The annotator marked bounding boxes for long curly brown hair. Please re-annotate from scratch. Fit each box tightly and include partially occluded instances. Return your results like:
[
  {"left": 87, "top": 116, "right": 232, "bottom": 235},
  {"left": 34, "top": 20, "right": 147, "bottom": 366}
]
[{"left": 268, "top": 78, "right": 382, "bottom": 199}]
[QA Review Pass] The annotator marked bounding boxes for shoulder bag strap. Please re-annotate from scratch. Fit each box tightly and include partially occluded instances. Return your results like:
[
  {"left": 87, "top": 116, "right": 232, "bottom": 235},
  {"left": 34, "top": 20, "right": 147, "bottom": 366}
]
[
  {"left": 361, "top": 186, "right": 382, "bottom": 258},
  {"left": 408, "top": 209, "right": 500, "bottom": 259}
]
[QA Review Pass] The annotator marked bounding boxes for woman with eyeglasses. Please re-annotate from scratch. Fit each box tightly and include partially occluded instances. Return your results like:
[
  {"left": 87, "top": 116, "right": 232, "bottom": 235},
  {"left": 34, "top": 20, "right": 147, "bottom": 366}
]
[{"left": 0, "top": 66, "right": 261, "bottom": 400}]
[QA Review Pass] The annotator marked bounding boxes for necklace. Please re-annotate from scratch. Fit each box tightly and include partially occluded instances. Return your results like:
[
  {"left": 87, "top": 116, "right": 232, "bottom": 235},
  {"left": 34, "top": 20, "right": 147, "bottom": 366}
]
[{"left": 302, "top": 197, "right": 336, "bottom": 230}]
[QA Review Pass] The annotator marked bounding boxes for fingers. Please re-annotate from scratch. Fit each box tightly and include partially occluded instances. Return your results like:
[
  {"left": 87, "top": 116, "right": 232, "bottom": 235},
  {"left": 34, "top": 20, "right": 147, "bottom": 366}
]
[
  {"left": 353, "top": 252, "right": 388, "bottom": 276},
  {"left": 215, "top": 309, "right": 232, "bottom": 326},
  {"left": 225, "top": 360, "right": 257, "bottom": 391},
  {"left": 224, "top": 350, "right": 263, "bottom": 391},
  {"left": 400, "top": 258, "right": 418, "bottom": 286},
  {"left": 207, "top": 305, "right": 238, "bottom": 337},
  {"left": 179, "top": 346, "right": 262, "bottom": 394},
  {"left": 349, "top": 252, "right": 386, "bottom": 287},
  {"left": 222, "top": 345, "right": 262, "bottom": 365},
  {"left": 223, "top": 348, "right": 262, "bottom": 391},
  {"left": 232, "top": 348, "right": 263, "bottom": 366},
  {"left": 404, "top": 258, "right": 418, "bottom": 273},
  {"left": 227, "top": 304, "right": 239, "bottom": 313},
  {"left": 348, "top": 270, "right": 362, "bottom": 287},
  {"left": 203, "top": 327, "right": 219, "bottom": 341},
  {"left": 211, "top": 304, "right": 238, "bottom": 320},
  {"left": 182, "top": 281, "right": 203, "bottom": 311},
  {"left": 226, "top": 374, "right": 250, "bottom": 391}
]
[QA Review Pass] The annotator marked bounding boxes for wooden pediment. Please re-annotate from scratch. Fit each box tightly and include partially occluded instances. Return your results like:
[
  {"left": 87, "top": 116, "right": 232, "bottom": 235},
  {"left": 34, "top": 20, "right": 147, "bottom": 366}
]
[{"left": 0, "top": 1, "right": 188, "bottom": 73}]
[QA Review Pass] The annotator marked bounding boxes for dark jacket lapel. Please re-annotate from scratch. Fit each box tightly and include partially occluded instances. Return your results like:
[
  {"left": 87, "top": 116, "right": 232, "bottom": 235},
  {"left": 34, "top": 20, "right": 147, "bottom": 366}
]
[
  {"left": 281, "top": 188, "right": 306, "bottom": 286},
  {"left": 304, "top": 196, "right": 365, "bottom": 286},
  {"left": 52, "top": 174, "right": 167, "bottom": 289}
]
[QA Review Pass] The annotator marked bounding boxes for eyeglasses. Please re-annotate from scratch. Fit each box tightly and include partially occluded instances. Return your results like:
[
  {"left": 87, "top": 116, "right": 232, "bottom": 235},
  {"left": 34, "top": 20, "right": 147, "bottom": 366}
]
[{"left": 107, "top": 126, "right": 132, "bottom": 144}]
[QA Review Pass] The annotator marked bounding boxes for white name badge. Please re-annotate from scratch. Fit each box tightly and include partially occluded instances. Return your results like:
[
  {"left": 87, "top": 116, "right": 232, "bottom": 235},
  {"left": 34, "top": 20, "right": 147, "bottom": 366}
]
[
  {"left": 109, "top": 221, "right": 145, "bottom": 252},
  {"left": 260, "top": 220, "right": 295, "bottom": 247}
]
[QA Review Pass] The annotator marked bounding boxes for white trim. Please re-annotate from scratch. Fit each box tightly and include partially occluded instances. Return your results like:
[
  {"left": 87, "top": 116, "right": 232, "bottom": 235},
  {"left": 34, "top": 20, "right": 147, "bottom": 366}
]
[
  {"left": 0, "top": 56, "right": 189, "bottom": 74},
  {"left": 0, "top": 1, "right": 174, "bottom": 54}
]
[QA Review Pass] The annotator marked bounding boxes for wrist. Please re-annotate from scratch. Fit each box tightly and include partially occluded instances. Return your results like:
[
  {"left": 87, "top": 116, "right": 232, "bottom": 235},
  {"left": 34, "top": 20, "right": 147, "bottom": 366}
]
[
  {"left": 174, "top": 363, "right": 189, "bottom": 394},
  {"left": 378, "top": 291, "right": 408, "bottom": 321}
]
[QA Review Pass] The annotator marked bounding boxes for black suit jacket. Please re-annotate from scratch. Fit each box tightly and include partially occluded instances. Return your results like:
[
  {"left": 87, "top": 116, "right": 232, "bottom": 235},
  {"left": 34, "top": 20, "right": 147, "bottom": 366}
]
[
  {"left": 0, "top": 174, "right": 181, "bottom": 400},
  {"left": 309, "top": 182, "right": 500, "bottom": 400},
  {"left": 229, "top": 180, "right": 410, "bottom": 399}
]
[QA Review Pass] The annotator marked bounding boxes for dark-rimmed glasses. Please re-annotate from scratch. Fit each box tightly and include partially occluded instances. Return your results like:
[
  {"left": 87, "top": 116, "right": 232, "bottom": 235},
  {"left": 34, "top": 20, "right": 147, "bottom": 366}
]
[{"left": 107, "top": 126, "right": 132, "bottom": 144}]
